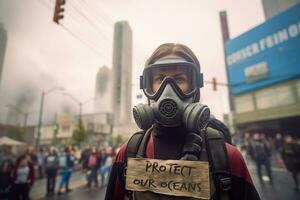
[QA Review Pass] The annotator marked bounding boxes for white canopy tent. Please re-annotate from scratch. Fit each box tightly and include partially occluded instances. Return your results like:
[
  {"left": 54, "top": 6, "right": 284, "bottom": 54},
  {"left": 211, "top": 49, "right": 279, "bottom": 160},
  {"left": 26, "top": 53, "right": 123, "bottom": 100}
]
[{"left": 0, "top": 136, "right": 25, "bottom": 146}]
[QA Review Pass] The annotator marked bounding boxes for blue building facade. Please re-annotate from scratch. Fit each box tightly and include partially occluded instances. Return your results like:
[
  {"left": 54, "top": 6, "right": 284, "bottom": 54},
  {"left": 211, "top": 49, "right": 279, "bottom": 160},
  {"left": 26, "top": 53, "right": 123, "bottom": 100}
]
[
  {"left": 225, "top": 3, "right": 300, "bottom": 94},
  {"left": 224, "top": 3, "right": 300, "bottom": 136}
]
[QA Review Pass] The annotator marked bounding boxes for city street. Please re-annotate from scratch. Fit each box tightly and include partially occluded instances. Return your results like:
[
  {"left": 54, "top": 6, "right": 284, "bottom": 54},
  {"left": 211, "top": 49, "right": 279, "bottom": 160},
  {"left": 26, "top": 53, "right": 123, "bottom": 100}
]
[
  {"left": 249, "top": 165, "right": 300, "bottom": 200},
  {"left": 31, "top": 171, "right": 106, "bottom": 200},
  {"left": 30, "top": 160, "right": 300, "bottom": 200},
  {"left": 1, "top": 1, "right": 300, "bottom": 200}
]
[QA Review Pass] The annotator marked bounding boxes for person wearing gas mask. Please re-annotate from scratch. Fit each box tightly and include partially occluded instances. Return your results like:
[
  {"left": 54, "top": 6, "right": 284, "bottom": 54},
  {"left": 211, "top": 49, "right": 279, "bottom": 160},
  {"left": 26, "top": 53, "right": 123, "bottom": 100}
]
[{"left": 105, "top": 43, "right": 260, "bottom": 200}]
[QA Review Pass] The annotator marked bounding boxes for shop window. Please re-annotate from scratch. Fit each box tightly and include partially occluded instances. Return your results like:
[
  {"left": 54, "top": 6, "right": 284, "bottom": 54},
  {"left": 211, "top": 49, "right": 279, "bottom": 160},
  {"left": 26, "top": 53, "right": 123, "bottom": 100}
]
[
  {"left": 255, "top": 84, "right": 295, "bottom": 109},
  {"left": 296, "top": 80, "right": 300, "bottom": 101},
  {"left": 62, "top": 125, "right": 70, "bottom": 132},
  {"left": 234, "top": 94, "right": 254, "bottom": 113},
  {"left": 275, "top": 84, "right": 295, "bottom": 106}
]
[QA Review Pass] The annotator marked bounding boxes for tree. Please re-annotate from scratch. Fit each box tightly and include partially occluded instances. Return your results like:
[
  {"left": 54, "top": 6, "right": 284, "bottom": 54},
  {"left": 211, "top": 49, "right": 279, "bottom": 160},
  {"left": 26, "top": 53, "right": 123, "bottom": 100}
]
[
  {"left": 72, "top": 120, "right": 87, "bottom": 146},
  {"left": 8, "top": 127, "right": 25, "bottom": 142},
  {"left": 113, "top": 134, "right": 124, "bottom": 149}
]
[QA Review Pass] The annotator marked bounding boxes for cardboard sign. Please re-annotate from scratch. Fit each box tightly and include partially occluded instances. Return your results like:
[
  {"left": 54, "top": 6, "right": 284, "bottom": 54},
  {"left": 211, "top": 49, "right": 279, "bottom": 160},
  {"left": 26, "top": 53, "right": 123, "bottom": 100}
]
[{"left": 126, "top": 158, "right": 210, "bottom": 199}]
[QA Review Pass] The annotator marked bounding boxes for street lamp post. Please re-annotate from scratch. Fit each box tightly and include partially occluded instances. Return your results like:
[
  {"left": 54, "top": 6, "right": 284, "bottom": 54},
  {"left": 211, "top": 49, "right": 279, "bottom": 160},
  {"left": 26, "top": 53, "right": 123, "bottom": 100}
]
[
  {"left": 35, "top": 87, "right": 64, "bottom": 147},
  {"left": 79, "top": 102, "right": 82, "bottom": 123},
  {"left": 63, "top": 93, "right": 95, "bottom": 145},
  {"left": 63, "top": 93, "right": 94, "bottom": 124}
]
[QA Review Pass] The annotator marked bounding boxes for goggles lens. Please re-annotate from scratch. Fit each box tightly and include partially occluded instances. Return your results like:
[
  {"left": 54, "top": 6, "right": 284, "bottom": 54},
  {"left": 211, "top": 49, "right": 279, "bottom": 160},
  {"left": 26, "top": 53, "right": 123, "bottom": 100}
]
[{"left": 143, "top": 63, "right": 201, "bottom": 97}]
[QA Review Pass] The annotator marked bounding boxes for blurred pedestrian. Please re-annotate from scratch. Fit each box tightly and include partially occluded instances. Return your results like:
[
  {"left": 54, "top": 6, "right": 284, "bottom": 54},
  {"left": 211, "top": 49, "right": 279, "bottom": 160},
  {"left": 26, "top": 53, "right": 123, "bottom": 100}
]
[
  {"left": 274, "top": 133, "right": 283, "bottom": 160},
  {"left": 79, "top": 144, "right": 91, "bottom": 170},
  {"left": 44, "top": 147, "right": 59, "bottom": 196},
  {"left": 12, "top": 154, "right": 35, "bottom": 200},
  {"left": 281, "top": 135, "right": 300, "bottom": 191},
  {"left": 26, "top": 146, "right": 38, "bottom": 179},
  {"left": 100, "top": 147, "right": 112, "bottom": 187},
  {"left": 241, "top": 132, "right": 251, "bottom": 162},
  {"left": 86, "top": 147, "right": 101, "bottom": 190},
  {"left": 0, "top": 146, "right": 16, "bottom": 199},
  {"left": 80, "top": 144, "right": 91, "bottom": 187},
  {"left": 0, "top": 146, "right": 16, "bottom": 167},
  {"left": 0, "top": 157, "right": 14, "bottom": 199},
  {"left": 26, "top": 146, "right": 37, "bottom": 166},
  {"left": 67, "top": 147, "right": 76, "bottom": 190},
  {"left": 249, "top": 133, "right": 273, "bottom": 184},
  {"left": 57, "top": 147, "right": 73, "bottom": 195},
  {"left": 37, "top": 148, "right": 47, "bottom": 179}
]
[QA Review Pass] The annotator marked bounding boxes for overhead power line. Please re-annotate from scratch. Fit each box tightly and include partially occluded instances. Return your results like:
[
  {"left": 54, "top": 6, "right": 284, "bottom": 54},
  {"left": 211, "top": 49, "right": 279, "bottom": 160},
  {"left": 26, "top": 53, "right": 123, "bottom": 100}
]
[
  {"left": 64, "top": 9, "right": 111, "bottom": 50},
  {"left": 39, "top": 0, "right": 111, "bottom": 50},
  {"left": 66, "top": 1, "right": 111, "bottom": 43},
  {"left": 62, "top": 18, "right": 109, "bottom": 56},
  {"left": 37, "top": 0, "right": 111, "bottom": 60},
  {"left": 87, "top": 0, "right": 114, "bottom": 24},
  {"left": 81, "top": 0, "right": 114, "bottom": 27},
  {"left": 39, "top": 0, "right": 53, "bottom": 10},
  {"left": 61, "top": 24, "right": 108, "bottom": 59},
  {"left": 75, "top": 0, "right": 113, "bottom": 31}
]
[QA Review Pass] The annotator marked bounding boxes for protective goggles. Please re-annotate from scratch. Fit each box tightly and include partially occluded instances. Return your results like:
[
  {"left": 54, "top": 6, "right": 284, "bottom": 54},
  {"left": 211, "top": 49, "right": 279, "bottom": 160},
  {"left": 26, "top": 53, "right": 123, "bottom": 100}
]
[{"left": 140, "top": 61, "right": 203, "bottom": 100}]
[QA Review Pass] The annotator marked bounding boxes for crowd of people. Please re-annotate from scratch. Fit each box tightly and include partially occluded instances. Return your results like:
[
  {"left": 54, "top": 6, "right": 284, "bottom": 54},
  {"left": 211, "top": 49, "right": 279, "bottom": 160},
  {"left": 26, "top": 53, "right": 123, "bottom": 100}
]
[
  {"left": 0, "top": 144, "right": 115, "bottom": 199},
  {"left": 240, "top": 132, "right": 300, "bottom": 190},
  {"left": 79, "top": 144, "right": 114, "bottom": 191}
]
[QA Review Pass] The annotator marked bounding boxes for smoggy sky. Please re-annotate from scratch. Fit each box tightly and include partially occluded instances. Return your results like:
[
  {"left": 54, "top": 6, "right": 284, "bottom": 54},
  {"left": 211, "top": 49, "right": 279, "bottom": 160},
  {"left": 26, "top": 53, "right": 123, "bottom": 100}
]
[{"left": 0, "top": 0, "right": 265, "bottom": 125}]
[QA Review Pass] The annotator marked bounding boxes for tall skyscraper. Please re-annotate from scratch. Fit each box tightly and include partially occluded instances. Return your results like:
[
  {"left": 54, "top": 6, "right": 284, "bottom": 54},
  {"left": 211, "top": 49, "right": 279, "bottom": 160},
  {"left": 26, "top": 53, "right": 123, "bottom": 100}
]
[
  {"left": 261, "top": 0, "right": 300, "bottom": 19},
  {"left": 112, "top": 21, "right": 132, "bottom": 125},
  {"left": 94, "top": 66, "right": 112, "bottom": 113},
  {"left": 0, "top": 23, "right": 7, "bottom": 85}
]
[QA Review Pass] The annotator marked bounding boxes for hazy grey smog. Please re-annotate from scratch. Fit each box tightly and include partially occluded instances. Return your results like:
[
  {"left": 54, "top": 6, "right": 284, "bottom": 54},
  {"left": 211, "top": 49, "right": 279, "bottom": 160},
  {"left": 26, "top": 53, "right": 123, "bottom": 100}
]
[{"left": 0, "top": 0, "right": 300, "bottom": 200}]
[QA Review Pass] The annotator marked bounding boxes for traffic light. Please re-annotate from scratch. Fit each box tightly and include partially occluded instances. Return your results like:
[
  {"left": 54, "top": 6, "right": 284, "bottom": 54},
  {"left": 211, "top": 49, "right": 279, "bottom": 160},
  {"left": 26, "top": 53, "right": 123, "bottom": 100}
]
[
  {"left": 212, "top": 77, "right": 217, "bottom": 91},
  {"left": 53, "top": 124, "right": 59, "bottom": 134},
  {"left": 53, "top": 0, "right": 66, "bottom": 24}
]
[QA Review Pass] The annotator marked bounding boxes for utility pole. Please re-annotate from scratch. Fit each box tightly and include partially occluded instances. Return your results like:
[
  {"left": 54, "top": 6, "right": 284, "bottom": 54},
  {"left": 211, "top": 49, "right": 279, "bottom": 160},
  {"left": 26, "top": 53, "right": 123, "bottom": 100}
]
[
  {"left": 219, "top": 11, "right": 236, "bottom": 134},
  {"left": 36, "top": 91, "right": 45, "bottom": 147},
  {"left": 35, "top": 87, "right": 64, "bottom": 147},
  {"left": 53, "top": 0, "right": 66, "bottom": 24},
  {"left": 79, "top": 102, "right": 82, "bottom": 124},
  {"left": 23, "top": 113, "right": 28, "bottom": 130},
  {"left": 219, "top": 11, "right": 234, "bottom": 112},
  {"left": 53, "top": 112, "right": 59, "bottom": 145}
]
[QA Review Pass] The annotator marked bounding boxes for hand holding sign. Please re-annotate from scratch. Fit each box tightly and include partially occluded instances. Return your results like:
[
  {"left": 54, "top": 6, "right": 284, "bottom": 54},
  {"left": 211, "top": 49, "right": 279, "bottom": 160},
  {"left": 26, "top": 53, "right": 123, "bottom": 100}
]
[{"left": 126, "top": 158, "right": 210, "bottom": 199}]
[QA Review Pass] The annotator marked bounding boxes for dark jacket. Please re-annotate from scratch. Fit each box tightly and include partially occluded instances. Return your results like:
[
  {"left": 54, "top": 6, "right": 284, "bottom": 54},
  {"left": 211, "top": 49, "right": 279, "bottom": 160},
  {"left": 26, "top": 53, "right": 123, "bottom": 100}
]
[
  {"left": 86, "top": 154, "right": 101, "bottom": 170},
  {"left": 248, "top": 139, "right": 270, "bottom": 162},
  {"left": 281, "top": 142, "right": 300, "bottom": 172},
  {"left": 80, "top": 149, "right": 91, "bottom": 169}
]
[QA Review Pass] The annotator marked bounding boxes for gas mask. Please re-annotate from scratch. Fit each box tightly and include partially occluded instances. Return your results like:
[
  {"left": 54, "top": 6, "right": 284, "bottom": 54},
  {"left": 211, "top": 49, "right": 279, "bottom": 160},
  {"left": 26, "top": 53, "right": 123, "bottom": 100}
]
[{"left": 132, "top": 58, "right": 210, "bottom": 134}]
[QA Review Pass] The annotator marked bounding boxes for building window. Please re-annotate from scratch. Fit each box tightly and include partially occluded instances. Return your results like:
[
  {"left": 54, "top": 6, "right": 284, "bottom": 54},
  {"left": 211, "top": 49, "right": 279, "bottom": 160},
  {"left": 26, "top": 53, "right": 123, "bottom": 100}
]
[
  {"left": 255, "top": 87, "right": 276, "bottom": 109},
  {"left": 296, "top": 80, "right": 300, "bottom": 101},
  {"left": 275, "top": 84, "right": 295, "bottom": 106},
  {"left": 255, "top": 84, "right": 295, "bottom": 109},
  {"left": 62, "top": 125, "right": 70, "bottom": 132},
  {"left": 234, "top": 93, "right": 254, "bottom": 113}
]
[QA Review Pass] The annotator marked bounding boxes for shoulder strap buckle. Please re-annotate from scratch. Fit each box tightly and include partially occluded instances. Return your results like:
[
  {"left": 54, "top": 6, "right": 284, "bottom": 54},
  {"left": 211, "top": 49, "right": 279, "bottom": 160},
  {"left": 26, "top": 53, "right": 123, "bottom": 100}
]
[
  {"left": 123, "top": 166, "right": 127, "bottom": 177},
  {"left": 219, "top": 177, "right": 232, "bottom": 192}
]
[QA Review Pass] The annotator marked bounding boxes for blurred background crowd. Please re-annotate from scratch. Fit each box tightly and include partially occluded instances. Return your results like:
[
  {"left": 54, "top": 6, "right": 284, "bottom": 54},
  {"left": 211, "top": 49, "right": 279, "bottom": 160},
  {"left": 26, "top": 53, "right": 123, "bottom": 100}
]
[{"left": 0, "top": 144, "right": 116, "bottom": 199}]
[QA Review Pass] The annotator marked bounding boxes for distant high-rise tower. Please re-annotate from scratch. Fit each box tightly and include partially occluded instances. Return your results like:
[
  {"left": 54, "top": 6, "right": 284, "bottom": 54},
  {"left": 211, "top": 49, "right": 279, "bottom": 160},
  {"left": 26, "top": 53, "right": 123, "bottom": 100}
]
[
  {"left": 261, "top": 0, "right": 300, "bottom": 19},
  {"left": 112, "top": 21, "right": 132, "bottom": 125},
  {"left": 0, "top": 23, "right": 7, "bottom": 85},
  {"left": 94, "top": 66, "right": 112, "bottom": 113}
]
